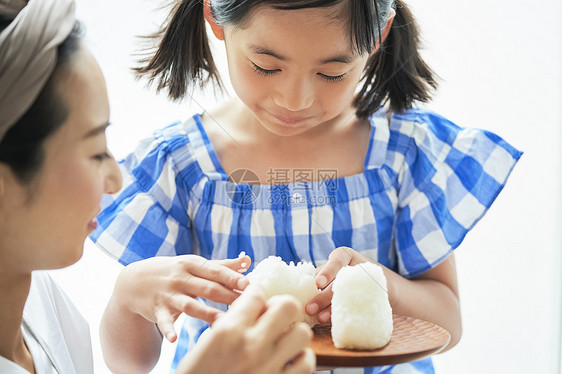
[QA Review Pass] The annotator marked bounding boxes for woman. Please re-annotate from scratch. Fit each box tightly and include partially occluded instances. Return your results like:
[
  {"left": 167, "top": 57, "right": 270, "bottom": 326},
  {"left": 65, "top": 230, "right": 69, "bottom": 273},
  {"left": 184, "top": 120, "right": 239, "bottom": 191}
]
[{"left": 0, "top": 0, "right": 315, "bottom": 373}]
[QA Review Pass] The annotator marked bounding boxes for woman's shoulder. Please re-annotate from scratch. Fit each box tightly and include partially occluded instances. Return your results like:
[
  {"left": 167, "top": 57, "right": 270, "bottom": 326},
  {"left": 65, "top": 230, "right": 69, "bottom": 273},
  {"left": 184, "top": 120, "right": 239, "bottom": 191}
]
[{"left": 22, "top": 272, "right": 93, "bottom": 373}]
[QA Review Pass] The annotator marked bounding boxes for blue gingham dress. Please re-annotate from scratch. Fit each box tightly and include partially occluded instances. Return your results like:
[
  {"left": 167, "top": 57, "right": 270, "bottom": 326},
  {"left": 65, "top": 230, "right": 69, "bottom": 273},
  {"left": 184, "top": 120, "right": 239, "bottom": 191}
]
[{"left": 91, "top": 108, "right": 521, "bottom": 374}]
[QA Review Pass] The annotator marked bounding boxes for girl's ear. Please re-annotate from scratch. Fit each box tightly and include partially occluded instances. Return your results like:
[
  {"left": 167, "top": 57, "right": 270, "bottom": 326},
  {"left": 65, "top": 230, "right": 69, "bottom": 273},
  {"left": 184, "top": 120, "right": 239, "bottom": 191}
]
[
  {"left": 371, "top": 8, "right": 396, "bottom": 55},
  {"left": 203, "top": 0, "right": 224, "bottom": 40}
]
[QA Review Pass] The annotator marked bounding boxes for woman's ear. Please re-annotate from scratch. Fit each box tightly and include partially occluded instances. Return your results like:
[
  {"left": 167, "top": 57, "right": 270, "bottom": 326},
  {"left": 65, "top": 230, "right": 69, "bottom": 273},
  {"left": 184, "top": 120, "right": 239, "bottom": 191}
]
[
  {"left": 203, "top": 0, "right": 224, "bottom": 40},
  {"left": 371, "top": 8, "right": 396, "bottom": 55}
]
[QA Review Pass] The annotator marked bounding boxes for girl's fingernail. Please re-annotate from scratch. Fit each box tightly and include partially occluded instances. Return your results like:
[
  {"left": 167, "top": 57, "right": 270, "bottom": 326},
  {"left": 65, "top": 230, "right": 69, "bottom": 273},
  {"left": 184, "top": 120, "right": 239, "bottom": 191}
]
[
  {"left": 238, "top": 277, "right": 249, "bottom": 289},
  {"left": 317, "top": 275, "right": 327, "bottom": 288},
  {"left": 306, "top": 303, "right": 318, "bottom": 315},
  {"left": 320, "top": 310, "right": 331, "bottom": 322}
]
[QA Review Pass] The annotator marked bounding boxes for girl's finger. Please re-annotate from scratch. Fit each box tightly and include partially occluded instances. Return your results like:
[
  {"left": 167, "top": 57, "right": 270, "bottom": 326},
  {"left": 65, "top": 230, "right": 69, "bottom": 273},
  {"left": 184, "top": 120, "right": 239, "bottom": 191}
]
[
  {"left": 213, "top": 255, "right": 252, "bottom": 273},
  {"left": 182, "top": 276, "right": 243, "bottom": 305},
  {"left": 154, "top": 309, "right": 178, "bottom": 343},
  {"left": 163, "top": 294, "right": 222, "bottom": 324},
  {"left": 314, "top": 247, "right": 355, "bottom": 289},
  {"left": 186, "top": 259, "right": 250, "bottom": 291},
  {"left": 305, "top": 282, "right": 333, "bottom": 316},
  {"left": 316, "top": 305, "right": 332, "bottom": 324},
  {"left": 283, "top": 348, "right": 316, "bottom": 374}
]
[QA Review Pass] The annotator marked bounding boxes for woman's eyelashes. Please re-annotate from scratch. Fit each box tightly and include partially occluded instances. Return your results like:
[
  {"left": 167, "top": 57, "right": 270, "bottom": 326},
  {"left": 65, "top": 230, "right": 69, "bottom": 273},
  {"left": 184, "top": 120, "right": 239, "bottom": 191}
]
[
  {"left": 251, "top": 62, "right": 347, "bottom": 83},
  {"left": 92, "top": 151, "right": 111, "bottom": 162}
]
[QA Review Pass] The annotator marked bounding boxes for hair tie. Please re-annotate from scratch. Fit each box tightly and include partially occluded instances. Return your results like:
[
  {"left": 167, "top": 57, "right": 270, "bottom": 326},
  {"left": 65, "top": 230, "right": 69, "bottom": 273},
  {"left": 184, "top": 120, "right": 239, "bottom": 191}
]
[{"left": 0, "top": 0, "right": 76, "bottom": 142}]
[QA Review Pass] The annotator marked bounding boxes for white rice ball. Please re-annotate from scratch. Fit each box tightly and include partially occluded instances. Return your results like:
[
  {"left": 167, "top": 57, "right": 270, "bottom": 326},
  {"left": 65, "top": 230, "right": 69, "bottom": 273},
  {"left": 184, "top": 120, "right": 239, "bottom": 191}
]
[
  {"left": 246, "top": 256, "right": 320, "bottom": 326},
  {"left": 331, "top": 262, "right": 393, "bottom": 350}
]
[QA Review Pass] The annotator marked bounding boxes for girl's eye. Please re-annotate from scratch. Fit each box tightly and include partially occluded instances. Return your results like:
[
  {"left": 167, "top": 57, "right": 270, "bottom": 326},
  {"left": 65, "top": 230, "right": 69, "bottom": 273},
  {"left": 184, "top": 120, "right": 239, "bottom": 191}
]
[
  {"left": 318, "top": 72, "right": 347, "bottom": 83},
  {"left": 252, "top": 62, "right": 279, "bottom": 76},
  {"left": 93, "top": 152, "right": 111, "bottom": 162}
]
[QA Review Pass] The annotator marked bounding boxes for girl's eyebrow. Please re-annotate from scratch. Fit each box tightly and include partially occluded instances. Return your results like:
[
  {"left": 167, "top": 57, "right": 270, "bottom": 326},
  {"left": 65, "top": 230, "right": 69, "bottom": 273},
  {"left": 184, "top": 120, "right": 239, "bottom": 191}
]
[
  {"left": 83, "top": 121, "right": 111, "bottom": 139},
  {"left": 249, "top": 44, "right": 354, "bottom": 64}
]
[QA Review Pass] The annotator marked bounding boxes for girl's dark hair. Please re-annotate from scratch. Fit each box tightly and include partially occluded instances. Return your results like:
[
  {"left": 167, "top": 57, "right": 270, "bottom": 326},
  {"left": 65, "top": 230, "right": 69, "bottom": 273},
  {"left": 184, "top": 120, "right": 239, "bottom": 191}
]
[
  {"left": 136, "top": 0, "right": 437, "bottom": 115},
  {"left": 0, "top": 18, "right": 83, "bottom": 184}
]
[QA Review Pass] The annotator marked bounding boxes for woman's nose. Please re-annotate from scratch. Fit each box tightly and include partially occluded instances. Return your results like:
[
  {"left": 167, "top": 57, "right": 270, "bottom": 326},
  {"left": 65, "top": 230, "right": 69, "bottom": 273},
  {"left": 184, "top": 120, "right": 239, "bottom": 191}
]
[
  {"left": 273, "top": 76, "right": 314, "bottom": 112},
  {"left": 103, "top": 151, "right": 122, "bottom": 195}
]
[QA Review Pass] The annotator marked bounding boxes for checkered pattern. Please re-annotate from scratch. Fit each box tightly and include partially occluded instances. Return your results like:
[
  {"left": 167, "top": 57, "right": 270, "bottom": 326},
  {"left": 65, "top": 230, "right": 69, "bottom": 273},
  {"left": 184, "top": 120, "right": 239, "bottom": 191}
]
[{"left": 90, "top": 109, "right": 521, "bottom": 374}]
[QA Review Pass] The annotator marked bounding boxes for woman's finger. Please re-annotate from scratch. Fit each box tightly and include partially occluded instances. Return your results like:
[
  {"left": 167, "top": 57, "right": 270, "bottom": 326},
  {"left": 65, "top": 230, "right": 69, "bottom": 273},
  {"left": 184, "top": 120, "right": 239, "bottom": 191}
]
[
  {"left": 283, "top": 348, "right": 316, "bottom": 374},
  {"left": 218, "top": 283, "right": 267, "bottom": 327},
  {"left": 272, "top": 322, "right": 313, "bottom": 370},
  {"left": 253, "top": 295, "right": 302, "bottom": 342}
]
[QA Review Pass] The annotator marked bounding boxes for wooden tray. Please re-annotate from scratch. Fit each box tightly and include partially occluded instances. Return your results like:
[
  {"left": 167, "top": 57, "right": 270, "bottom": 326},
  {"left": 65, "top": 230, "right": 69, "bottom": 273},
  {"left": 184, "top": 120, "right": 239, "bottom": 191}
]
[{"left": 311, "top": 314, "right": 451, "bottom": 367}]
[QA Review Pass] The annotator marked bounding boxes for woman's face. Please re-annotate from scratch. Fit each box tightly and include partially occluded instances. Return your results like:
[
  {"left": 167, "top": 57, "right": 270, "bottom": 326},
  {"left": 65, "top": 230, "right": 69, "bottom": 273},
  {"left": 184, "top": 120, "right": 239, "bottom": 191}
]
[
  {"left": 223, "top": 5, "right": 370, "bottom": 137},
  {"left": 0, "top": 47, "right": 122, "bottom": 272}
]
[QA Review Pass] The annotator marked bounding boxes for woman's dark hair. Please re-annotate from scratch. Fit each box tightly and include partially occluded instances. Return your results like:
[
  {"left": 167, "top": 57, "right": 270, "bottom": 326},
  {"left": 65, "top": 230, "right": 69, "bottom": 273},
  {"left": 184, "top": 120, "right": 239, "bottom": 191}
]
[
  {"left": 0, "top": 18, "right": 83, "bottom": 184},
  {"left": 135, "top": 0, "right": 437, "bottom": 115}
]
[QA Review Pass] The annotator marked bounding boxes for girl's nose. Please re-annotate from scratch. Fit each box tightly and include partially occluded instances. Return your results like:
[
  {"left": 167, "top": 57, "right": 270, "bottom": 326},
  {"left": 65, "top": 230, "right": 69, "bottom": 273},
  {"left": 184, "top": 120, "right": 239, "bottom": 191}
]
[
  {"left": 103, "top": 152, "right": 122, "bottom": 195},
  {"left": 273, "top": 77, "right": 315, "bottom": 112}
]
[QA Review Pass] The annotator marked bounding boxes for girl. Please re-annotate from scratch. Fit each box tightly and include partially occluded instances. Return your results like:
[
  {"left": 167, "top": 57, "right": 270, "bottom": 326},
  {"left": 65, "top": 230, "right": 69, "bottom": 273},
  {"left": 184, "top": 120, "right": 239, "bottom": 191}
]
[
  {"left": 0, "top": 1, "right": 314, "bottom": 373},
  {"left": 92, "top": 0, "right": 522, "bottom": 373}
]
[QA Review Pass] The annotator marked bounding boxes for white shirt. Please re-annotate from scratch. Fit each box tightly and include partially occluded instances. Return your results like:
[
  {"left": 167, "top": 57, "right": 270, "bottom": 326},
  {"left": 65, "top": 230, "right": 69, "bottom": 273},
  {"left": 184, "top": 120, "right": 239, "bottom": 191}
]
[{"left": 0, "top": 272, "right": 93, "bottom": 374}]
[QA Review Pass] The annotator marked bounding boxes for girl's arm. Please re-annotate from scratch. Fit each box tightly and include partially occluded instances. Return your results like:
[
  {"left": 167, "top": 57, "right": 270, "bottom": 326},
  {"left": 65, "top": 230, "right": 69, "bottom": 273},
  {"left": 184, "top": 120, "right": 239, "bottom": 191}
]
[
  {"left": 100, "top": 255, "right": 251, "bottom": 373},
  {"left": 307, "top": 247, "right": 461, "bottom": 352}
]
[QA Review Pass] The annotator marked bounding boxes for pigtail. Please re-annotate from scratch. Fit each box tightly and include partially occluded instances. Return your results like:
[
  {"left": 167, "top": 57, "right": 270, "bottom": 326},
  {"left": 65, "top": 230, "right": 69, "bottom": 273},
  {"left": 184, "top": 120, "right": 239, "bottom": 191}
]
[
  {"left": 354, "top": 0, "right": 437, "bottom": 116},
  {"left": 134, "top": 0, "right": 221, "bottom": 100}
]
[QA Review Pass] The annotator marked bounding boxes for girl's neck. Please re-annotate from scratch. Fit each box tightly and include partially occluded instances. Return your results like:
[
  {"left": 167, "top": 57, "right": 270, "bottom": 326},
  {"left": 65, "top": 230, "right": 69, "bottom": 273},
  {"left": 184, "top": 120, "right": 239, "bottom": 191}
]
[
  {"left": 233, "top": 98, "right": 358, "bottom": 153},
  {"left": 0, "top": 268, "right": 34, "bottom": 371}
]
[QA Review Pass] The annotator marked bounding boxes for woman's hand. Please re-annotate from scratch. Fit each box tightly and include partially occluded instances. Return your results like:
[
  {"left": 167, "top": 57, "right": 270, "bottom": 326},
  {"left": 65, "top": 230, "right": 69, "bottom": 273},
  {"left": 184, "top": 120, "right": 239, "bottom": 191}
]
[
  {"left": 176, "top": 284, "right": 316, "bottom": 374},
  {"left": 305, "top": 247, "right": 372, "bottom": 324},
  {"left": 113, "top": 254, "right": 251, "bottom": 342}
]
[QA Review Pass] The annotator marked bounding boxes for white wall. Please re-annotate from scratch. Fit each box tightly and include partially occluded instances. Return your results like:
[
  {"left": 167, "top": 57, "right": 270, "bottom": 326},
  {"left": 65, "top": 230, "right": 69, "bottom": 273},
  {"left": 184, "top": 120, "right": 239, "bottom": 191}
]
[{"left": 50, "top": 1, "right": 562, "bottom": 373}]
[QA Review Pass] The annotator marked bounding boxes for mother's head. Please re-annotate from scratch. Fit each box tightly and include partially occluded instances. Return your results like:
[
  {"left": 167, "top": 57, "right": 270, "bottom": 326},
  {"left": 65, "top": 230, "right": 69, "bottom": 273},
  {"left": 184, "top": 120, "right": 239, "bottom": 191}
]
[{"left": 0, "top": 0, "right": 121, "bottom": 272}]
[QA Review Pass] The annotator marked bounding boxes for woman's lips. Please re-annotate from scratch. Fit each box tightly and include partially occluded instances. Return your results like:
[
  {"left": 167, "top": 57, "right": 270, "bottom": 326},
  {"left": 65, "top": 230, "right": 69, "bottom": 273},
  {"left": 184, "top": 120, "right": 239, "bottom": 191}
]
[{"left": 87, "top": 217, "right": 98, "bottom": 231}]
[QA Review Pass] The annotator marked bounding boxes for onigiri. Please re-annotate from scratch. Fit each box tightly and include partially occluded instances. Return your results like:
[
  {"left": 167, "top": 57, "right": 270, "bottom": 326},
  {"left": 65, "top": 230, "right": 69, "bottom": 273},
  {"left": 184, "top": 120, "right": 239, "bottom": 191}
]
[
  {"left": 246, "top": 256, "right": 320, "bottom": 326},
  {"left": 331, "top": 262, "right": 393, "bottom": 350}
]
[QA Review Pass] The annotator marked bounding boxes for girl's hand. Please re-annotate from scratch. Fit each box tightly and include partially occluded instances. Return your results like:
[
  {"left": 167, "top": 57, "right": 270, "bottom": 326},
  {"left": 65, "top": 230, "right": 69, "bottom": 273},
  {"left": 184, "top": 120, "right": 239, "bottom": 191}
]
[
  {"left": 305, "top": 247, "right": 371, "bottom": 324},
  {"left": 176, "top": 284, "right": 316, "bottom": 374},
  {"left": 114, "top": 254, "right": 251, "bottom": 342}
]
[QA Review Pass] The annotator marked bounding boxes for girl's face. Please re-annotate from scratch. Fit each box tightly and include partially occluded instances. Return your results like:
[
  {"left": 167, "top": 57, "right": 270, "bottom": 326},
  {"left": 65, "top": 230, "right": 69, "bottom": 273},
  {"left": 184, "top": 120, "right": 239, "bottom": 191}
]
[
  {"left": 223, "top": 5, "right": 370, "bottom": 137},
  {"left": 0, "top": 47, "right": 122, "bottom": 272}
]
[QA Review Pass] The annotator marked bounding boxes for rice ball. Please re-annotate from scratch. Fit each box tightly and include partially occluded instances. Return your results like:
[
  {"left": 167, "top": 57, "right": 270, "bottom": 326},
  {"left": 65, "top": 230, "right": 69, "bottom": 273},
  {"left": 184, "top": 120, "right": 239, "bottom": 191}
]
[
  {"left": 246, "top": 256, "right": 320, "bottom": 326},
  {"left": 331, "top": 262, "right": 393, "bottom": 350}
]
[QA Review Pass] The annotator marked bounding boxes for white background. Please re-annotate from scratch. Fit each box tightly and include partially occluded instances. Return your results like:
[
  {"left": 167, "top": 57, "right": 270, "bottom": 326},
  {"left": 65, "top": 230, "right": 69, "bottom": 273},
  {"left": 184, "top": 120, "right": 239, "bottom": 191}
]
[{"left": 49, "top": 0, "right": 562, "bottom": 373}]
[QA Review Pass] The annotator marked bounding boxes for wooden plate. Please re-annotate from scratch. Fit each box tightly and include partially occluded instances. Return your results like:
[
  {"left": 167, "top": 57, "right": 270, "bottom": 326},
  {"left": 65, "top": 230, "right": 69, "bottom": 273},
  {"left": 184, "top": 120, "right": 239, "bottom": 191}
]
[{"left": 311, "top": 314, "right": 451, "bottom": 367}]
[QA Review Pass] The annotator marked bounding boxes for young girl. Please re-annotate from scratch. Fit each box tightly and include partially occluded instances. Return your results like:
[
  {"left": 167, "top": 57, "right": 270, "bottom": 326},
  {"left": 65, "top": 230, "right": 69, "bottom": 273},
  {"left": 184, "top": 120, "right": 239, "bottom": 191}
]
[
  {"left": 92, "top": 0, "right": 522, "bottom": 372},
  {"left": 0, "top": 1, "right": 314, "bottom": 373}
]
